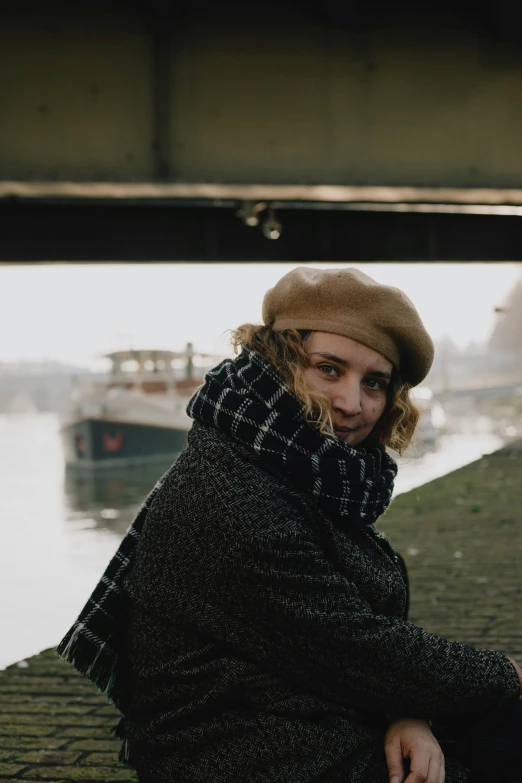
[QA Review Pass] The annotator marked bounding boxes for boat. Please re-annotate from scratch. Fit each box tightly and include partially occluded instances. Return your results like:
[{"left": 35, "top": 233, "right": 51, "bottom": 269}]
[{"left": 59, "top": 344, "right": 220, "bottom": 469}]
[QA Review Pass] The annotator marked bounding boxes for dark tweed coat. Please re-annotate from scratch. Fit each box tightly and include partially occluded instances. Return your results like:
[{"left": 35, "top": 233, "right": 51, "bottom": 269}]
[{"left": 120, "top": 422, "right": 520, "bottom": 782}]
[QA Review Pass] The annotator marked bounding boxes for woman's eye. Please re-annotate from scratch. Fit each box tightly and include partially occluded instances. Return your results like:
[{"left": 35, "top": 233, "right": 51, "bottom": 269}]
[
  {"left": 317, "top": 364, "right": 339, "bottom": 377},
  {"left": 365, "top": 378, "right": 385, "bottom": 391}
]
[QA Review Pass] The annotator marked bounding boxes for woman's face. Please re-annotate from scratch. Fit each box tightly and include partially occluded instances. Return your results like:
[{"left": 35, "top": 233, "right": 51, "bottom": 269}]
[{"left": 302, "top": 331, "right": 393, "bottom": 447}]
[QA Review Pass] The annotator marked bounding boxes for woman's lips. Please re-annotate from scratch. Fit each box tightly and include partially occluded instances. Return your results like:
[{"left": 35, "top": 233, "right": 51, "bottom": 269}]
[{"left": 334, "top": 427, "right": 358, "bottom": 438}]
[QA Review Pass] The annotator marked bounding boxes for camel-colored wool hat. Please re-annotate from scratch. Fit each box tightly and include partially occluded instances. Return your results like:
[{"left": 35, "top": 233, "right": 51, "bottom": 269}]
[{"left": 262, "top": 266, "right": 434, "bottom": 387}]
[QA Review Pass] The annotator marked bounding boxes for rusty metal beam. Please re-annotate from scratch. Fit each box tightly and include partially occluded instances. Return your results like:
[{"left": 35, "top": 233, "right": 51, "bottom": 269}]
[{"left": 150, "top": 18, "right": 171, "bottom": 180}]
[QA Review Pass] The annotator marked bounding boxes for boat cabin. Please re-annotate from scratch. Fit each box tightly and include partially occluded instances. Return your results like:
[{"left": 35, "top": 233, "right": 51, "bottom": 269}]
[{"left": 104, "top": 346, "right": 205, "bottom": 396}]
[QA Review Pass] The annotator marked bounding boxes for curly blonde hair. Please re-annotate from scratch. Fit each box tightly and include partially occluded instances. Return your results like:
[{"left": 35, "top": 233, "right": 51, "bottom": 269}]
[{"left": 229, "top": 324, "right": 419, "bottom": 455}]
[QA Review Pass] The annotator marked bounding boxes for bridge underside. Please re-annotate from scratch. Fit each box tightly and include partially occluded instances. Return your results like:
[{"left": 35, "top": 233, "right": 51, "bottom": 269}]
[
  {"left": 3, "top": 198, "right": 522, "bottom": 263},
  {"left": 2, "top": 2, "right": 522, "bottom": 262}
]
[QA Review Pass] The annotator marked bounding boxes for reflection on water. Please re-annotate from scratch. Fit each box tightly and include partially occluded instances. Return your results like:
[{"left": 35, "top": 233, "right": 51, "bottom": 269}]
[
  {"left": 0, "top": 412, "right": 506, "bottom": 669},
  {"left": 64, "top": 461, "right": 175, "bottom": 538},
  {"left": 0, "top": 413, "right": 177, "bottom": 670},
  {"left": 393, "top": 431, "right": 503, "bottom": 496}
]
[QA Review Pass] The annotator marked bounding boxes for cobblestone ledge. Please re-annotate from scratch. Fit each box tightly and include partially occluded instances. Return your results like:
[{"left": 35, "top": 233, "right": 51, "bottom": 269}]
[
  {"left": 0, "top": 649, "right": 134, "bottom": 783},
  {"left": 1, "top": 443, "right": 521, "bottom": 782},
  {"left": 383, "top": 444, "right": 522, "bottom": 659}
]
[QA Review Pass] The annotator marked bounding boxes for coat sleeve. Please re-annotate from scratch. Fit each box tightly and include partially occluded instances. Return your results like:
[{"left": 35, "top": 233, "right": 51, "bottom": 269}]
[{"left": 191, "top": 489, "right": 520, "bottom": 720}]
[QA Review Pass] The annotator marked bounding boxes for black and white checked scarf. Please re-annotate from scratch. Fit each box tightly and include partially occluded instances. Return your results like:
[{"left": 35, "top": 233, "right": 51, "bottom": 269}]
[
  {"left": 56, "top": 347, "right": 396, "bottom": 712},
  {"left": 188, "top": 347, "right": 397, "bottom": 526},
  {"left": 56, "top": 478, "right": 164, "bottom": 712}
]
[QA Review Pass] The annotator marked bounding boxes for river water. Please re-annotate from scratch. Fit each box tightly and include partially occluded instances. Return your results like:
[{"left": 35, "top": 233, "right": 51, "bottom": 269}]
[{"left": 0, "top": 412, "right": 503, "bottom": 670}]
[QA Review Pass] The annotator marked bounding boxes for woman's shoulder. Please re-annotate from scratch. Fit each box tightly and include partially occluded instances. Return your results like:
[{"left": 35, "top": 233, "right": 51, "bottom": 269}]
[{"left": 156, "top": 421, "right": 315, "bottom": 526}]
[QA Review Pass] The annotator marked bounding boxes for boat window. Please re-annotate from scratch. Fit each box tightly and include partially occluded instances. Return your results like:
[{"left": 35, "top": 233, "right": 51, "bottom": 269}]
[
  {"left": 144, "top": 360, "right": 155, "bottom": 371},
  {"left": 121, "top": 360, "right": 140, "bottom": 373}
]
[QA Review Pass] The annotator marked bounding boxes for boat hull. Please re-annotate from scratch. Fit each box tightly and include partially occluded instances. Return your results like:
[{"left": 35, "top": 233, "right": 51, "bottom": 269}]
[{"left": 60, "top": 417, "right": 189, "bottom": 469}]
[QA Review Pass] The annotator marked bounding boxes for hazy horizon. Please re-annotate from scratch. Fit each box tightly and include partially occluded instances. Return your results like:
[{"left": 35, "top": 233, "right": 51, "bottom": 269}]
[{"left": 1, "top": 262, "right": 520, "bottom": 368}]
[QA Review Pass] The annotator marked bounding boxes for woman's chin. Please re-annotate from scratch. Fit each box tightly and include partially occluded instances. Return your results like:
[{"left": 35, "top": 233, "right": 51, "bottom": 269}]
[{"left": 335, "top": 429, "right": 363, "bottom": 446}]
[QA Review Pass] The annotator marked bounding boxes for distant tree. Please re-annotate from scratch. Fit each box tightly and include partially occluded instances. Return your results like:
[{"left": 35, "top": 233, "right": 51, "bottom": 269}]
[
  {"left": 433, "top": 335, "right": 460, "bottom": 356},
  {"left": 489, "top": 279, "right": 522, "bottom": 354},
  {"left": 463, "top": 340, "right": 485, "bottom": 356}
]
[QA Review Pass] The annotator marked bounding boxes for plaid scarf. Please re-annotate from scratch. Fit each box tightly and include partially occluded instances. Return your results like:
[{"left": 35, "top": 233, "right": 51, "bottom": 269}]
[
  {"left": 187, "top": 347, "right": 397, "bottom": 527},
  {"left": 56, "top": 479, "right": 164, "bottom": 714},
  {"left": 56, "top": 347, "right": 396, "bottom": 716}
]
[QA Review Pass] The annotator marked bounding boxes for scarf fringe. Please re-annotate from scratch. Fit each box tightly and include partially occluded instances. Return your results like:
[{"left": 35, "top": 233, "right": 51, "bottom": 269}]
[
  {"left": 56, "top": 624, "right": 83, "bottom": 665},
  {"left": 117, "top": 737, "right": 134, "bottom": 766},
  {"left": 56, "top": 628, "right": 121, "bottom": 705}
]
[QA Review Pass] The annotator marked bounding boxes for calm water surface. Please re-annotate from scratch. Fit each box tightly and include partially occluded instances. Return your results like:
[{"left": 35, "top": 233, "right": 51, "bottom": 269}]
[{"left": 0, "top": 413, "right": 503, "bottom": 669}]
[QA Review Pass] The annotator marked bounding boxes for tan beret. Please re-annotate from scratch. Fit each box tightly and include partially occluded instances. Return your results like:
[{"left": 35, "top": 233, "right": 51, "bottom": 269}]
[{"left": 262, "top": 267, "right": 434, "bottom": 387}]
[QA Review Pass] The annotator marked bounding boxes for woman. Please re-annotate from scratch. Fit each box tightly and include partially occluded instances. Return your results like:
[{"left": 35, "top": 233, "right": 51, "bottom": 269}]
[{"left": 58, "top": 267, "right": 522, "bottom": 783}]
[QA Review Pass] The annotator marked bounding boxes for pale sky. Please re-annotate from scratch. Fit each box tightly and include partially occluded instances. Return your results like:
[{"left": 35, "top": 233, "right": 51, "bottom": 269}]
[{"left": 1, "top": 262, "right": 520, "bottom": 367}]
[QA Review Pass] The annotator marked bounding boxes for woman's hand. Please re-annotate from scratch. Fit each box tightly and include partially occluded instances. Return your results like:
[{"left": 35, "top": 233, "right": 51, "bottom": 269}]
[{"left": 384, "top": 718, "right": 445, "bottom": 783}]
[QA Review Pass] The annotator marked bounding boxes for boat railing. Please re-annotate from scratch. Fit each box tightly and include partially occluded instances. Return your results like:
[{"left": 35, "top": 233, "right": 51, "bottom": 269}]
[{"left": 65, "top": 378, "right": 194, "bottom": 423}]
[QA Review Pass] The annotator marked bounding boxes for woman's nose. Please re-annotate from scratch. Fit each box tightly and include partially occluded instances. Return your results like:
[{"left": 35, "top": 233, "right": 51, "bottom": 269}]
[{"left": 332, "top": 379, "right": 362, "bottom": 416}]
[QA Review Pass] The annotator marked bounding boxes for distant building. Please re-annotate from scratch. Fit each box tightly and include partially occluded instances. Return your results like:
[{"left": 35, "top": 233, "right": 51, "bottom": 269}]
[
  {"left": 0, "top": 360, "right": 92, "bottom": 413},
  {"left": 489, "top": 279, "right": 522, "bottom": 356}
]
